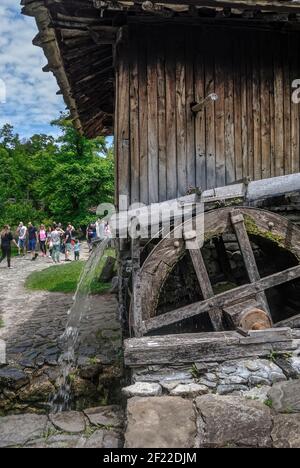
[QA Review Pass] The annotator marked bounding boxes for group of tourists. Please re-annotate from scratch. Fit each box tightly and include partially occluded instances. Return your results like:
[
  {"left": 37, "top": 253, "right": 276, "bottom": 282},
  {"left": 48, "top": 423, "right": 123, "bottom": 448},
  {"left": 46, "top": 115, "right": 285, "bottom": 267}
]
[{"left": 0, "top": 219, "right": 112, "bottom": 269}]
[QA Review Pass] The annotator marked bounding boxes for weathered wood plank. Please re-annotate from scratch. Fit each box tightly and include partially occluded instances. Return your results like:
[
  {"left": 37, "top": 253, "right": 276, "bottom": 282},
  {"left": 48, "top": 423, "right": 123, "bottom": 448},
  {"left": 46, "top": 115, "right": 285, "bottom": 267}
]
[
  {"left": 157, "top": 36, "right": 167, "bottom": 202},
  {"left": 129, "top": 28, "right": 140, "bottom": 203},
  {"left": 138, "top": 31, "right": 149, "bottom": 205},
  {"left": 224, "top": 34, "right": 235, "bottom": 185},
  {"left": 252, "top": 35, "right": 262, "bottom": 181},
  {"left": 274, "top": 33, "right": 284, "bottom": 177},
  {"left": 195, "top": 29, "right": 206, "bottom": 191},
  {"left": 176, "top": 34, "right": 187, "bottom": 196},
  {"left": 230, "top": 210, "right": 271, "bottom": 316},
  {"left": 215, "top": 34, "right": 226, "bottom": 187},
  {"left": 147, "top": 31, "right": 159, "bottom": 203},
  {"left": 185, "top": 30, "right": 196, "bottom": 191},
  {"left": 205, "top": 30, "right": 216, "bottom": 190},
  {"left": 124, "top": 328, "right": 296, "bottom": 367},
  {"left": 116, "top": 33, "right": 130, "bottom": 205},
  {"left": 166, "top": 30, "right": 177, "bottom": 199},
  {"left": 185, "top": 232, "right": 224, "bottom": 331},
  {"left": 260, "top": 32, "right": 271, "bottom": 179}
]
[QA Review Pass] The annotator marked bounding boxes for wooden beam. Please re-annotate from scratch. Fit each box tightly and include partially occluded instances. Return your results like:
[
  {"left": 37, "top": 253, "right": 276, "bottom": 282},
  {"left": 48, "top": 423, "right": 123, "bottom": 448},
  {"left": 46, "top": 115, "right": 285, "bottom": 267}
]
[
  {"left": 185, "top": 231, "right": 224, "bottom": 331},
  {"left": 142, "top": 264, "right": 300, "bottom": 333},
  {"left": 131, "top": 237, "right": 143, "bottom": 337},
  {"left": 231, "top": 210, "right": 271, "bottom": 318},
  {"left": 124, "top": 328, "right": 295, "bottom": 366}
]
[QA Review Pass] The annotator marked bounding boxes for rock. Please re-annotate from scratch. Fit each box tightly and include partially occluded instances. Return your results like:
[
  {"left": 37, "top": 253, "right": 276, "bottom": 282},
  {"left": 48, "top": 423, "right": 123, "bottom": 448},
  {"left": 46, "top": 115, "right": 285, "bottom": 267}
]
[
  {"left": 170, "top": 383, "right": 208, "bottom": 398},
  {"left": 221, "top": 375, "right": 248, "bottom": 385},
  {"left": 79, "top": 360, "right": 103, "bottom": 380},
  {"left": 272, "top": 414, "right": 300, "bottom": 448},
  {"left": 290, "top": 357, "right": 300, "bottom": 375},
  {"left": 273, "top": 357, "right": 300, "bottom": 380},
  {"left": 269, "top": 371, "right": 286, "bottom": 384},
  {"left": 122, "top": 382, "right": 162, "bottom": 398},
  {"left": 204, "top": 373, "right": 217, "bottom": 382},
  {"left": 44, "top": 434, "right": 86, "bottom": 449},
  {"left": 125, "top": 397, "right": 197, "bottom": 448},
  {"left": 198, "top": 378, "right": 217, "bottom": 389},
  {"left": 83, "top": 406, "right": 123, "bottom": 428},
  {"left": 240, "top": 386, "right": 270, "bottom": 403},
  {"left": 245, "top": 361, "right": 260, "bottom": 372},
  {"left": 196, "top": 394, "right": 272, "bottom": 448},
  {"left": 268, "top": 379, "right": 300, "bottom": 413},
  {"left": 0, "top": 414, "right": 48, "bottom": 448},
  {"left": 217, "top": 384, "right": 248, "bottom": 395},
  {"left": 49, "top": 411, "right": 86, "bottom": 433},
  {"left": 103, "top": 431, "right": 123, "bottom": 448},
  {"left": 19, "top": 375, "right": 55, "bottom": 402},
  {"left": 218, "top": 364, "right": 237, "bottom": 375},
  {"left": 160, "top": 381, "right": 183, "bottom": 392},
  {"left": 249, "top": 375, "right": 270, "bottom": 387},
  {"left": 71, "top": 376, "right": 97, "bottom": 398},
  {"left": 0, "top": 366, "right": 29, "bottom": 390},
  {"left": 84, "top": 429, "right": 104, "bottom": 448}
]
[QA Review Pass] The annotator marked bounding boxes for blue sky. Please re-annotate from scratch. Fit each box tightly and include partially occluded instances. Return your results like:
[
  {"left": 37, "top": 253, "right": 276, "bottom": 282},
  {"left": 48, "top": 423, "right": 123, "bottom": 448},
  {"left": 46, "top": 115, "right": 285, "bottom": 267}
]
[{"left": 0, "top": 0, "right": 65, "bottom": 139}]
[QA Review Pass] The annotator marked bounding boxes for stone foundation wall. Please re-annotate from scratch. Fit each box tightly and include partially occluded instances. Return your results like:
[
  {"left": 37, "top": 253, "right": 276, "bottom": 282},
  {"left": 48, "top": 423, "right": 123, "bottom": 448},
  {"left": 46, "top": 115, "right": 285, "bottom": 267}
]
[{"left": 125, "top": 388, "right": 300, "bottom": 448}]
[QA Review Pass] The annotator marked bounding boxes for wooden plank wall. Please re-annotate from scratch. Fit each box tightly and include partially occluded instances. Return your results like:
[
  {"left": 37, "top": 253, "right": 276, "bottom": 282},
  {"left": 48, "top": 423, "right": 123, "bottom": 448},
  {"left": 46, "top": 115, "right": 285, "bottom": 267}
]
[{"left": 115, "top": 24, "right": 300, "bottom": 206}]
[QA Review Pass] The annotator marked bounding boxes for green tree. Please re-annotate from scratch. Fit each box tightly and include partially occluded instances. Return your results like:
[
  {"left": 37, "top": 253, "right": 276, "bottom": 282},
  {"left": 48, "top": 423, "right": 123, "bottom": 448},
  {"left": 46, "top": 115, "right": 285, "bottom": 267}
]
[{"left": 0, "top": 115, "right": 114, "bottom": 230}]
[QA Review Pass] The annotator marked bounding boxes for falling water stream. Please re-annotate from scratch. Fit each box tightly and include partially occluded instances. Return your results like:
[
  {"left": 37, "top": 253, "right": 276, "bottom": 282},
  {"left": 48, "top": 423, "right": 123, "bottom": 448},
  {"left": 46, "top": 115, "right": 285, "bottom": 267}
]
[{"left": 51, "top": 238, "right": 110, "bottom": 412}]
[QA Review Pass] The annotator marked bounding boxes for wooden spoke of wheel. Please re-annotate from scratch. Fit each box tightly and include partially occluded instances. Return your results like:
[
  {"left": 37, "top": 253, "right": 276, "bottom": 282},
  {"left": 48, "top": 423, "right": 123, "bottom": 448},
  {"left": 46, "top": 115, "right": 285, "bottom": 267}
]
[
  {"left": 142, "top": 264, "right": 300, "bottom": 334},
  {"left": 230, "top": 210, "right": 272, "bottom": 322},
  {"left": 184, "top": 230, "right": 224, "bottom": 331}
]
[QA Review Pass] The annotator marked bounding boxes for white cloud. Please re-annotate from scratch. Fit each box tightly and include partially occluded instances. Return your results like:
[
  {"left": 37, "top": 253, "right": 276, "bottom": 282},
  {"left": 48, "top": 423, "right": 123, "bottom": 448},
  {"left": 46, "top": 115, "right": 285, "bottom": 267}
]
[{"left": 0, "top": 1, "right": 65, "bottom": 138}]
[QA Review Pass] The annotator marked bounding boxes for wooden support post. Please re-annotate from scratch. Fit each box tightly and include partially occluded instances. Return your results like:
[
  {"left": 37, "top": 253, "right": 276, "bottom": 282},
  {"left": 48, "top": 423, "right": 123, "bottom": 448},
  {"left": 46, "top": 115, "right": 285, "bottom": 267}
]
[
  {"left": 184, "top": 231, "right": 223, "bottom": 331},
  {"left": 230, "top": 210, "right": 272, "bottom": 321},
  {"left": 131, "top": 237, "right": 143, "bottom": 337}
]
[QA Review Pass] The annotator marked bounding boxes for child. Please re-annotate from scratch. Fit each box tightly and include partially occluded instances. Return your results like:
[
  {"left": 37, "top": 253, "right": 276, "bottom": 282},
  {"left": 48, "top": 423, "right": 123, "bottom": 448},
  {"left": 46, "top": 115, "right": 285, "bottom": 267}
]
[{"left": 74, "top": 239, "right": 81, "bottom": 261}]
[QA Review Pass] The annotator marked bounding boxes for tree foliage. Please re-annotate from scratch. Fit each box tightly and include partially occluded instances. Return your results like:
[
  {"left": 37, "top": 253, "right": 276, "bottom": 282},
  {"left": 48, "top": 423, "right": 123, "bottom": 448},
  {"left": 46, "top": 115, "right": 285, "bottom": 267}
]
[{"left": 0, "top": 115, "right": 114, "bottom": 229}]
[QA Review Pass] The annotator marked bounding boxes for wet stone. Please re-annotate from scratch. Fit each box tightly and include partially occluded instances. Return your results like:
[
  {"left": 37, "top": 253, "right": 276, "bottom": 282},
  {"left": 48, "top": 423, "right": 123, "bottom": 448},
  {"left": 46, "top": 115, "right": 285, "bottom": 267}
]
[
  {"left": 0, "top": 414, "right": 48, "bottom": 448},
  {"left": 0, "top": 366, "right": 29, "bottom": 390},
  {"left": 83, "top": 406, "right": 123, "bottom": 428},
  {"left": 49, "top": 411, "right": 86, "bottom": 433}
]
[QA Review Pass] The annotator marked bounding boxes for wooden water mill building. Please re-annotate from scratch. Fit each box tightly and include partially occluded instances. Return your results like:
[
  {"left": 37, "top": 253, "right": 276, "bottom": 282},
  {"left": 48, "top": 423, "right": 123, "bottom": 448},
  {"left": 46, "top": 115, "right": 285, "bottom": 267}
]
[{"left": 23, "top": 0, "right": 300, "bottom": 369}]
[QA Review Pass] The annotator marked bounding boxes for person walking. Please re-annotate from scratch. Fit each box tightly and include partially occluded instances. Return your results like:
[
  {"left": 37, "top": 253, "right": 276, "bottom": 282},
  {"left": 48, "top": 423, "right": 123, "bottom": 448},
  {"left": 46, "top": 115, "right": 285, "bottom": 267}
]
[
  {"left": 74, "top": 239, "right": 81, "bottom": 261},
  {"left": 64, "top": 223, "right": 74, "bottom": 261},
  {"left": 0, "top": 225, "right": 18, "bottom": 269},
  {"left": 28, "top": 222, "right": 38, "bottom": 260},
  {"left": 47, "top": 227, "right": 53, "bottom": 258},
  {"left": 39, "top": 224, "right": 47, "bottom": 257},
  {"left": 50, "top": 225, "right": 63, "bottom": 264},
  {"left": 86, "top": 223, "right": 94, "bottom": 252},
  {"left": 17, "top": 222, "right": 27, "bottom": 256}
]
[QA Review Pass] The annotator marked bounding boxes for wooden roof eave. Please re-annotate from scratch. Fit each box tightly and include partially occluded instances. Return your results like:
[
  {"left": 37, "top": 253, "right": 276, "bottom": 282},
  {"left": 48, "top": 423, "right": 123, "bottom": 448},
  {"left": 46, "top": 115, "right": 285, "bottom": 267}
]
[{"left": 21, "top": 0, "right": 84, "bottom": 135}]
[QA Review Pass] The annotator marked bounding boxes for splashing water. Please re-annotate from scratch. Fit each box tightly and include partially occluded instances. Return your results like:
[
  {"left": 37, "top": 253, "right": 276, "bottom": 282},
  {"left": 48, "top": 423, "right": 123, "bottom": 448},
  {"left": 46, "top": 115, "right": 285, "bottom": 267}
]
[{"left": 51, "top": 238, "right": 110, "bottom": 412}]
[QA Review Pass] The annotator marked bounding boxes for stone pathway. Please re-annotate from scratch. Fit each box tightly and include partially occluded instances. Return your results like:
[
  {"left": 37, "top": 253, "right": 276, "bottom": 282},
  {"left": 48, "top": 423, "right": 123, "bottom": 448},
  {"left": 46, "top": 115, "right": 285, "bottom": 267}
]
[
  {"left": 0, "top": 245, "right": 122, "bottom": 415},
  {"left": 0, "top": 406, "right": 123, "bottom": 448}
]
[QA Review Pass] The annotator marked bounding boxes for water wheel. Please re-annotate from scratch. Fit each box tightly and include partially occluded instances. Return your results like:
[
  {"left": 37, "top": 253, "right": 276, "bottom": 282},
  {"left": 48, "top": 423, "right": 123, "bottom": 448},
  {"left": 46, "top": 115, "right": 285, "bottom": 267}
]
[{"left": 130, "top": 207, "right": 300, "bottom": 336}]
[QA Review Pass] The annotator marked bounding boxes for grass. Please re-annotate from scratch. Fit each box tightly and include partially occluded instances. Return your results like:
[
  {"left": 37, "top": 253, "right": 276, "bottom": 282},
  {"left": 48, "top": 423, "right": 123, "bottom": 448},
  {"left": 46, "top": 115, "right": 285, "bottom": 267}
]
[{"left": 25, "top": 248, "right": 116, "bottom": 295}]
